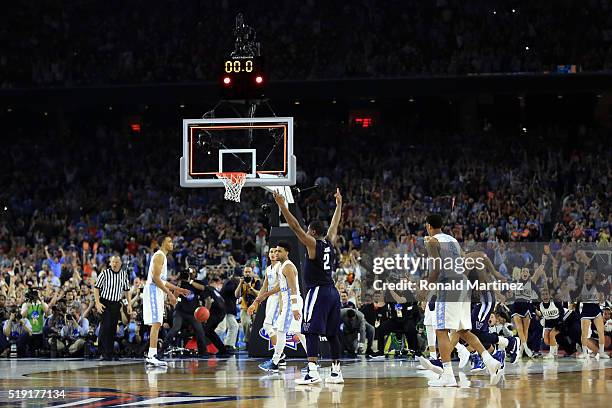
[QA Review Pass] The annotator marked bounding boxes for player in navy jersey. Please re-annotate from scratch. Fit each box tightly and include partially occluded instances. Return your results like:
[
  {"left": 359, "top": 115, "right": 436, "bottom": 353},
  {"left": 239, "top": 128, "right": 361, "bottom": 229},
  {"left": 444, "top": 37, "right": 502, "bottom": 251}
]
[{"left": 273, "top": 188, "right": 343, "bottom": 385}]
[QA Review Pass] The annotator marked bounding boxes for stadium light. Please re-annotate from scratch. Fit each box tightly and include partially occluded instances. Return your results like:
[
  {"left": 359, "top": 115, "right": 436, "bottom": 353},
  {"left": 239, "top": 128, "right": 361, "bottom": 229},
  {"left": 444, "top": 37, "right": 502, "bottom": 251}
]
[
  {"left": 255, "top": 76, "right": 263, "bottom": 84},
  {"left": 223, "top": 77, "right": 231, "bottom": 85}
]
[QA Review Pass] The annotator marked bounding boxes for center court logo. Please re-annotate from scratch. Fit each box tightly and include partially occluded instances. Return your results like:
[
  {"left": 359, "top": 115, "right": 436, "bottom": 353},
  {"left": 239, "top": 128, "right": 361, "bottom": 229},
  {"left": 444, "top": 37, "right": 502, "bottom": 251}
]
[{"left": 2, "top": 388, "right": 267, "bottom": 407}]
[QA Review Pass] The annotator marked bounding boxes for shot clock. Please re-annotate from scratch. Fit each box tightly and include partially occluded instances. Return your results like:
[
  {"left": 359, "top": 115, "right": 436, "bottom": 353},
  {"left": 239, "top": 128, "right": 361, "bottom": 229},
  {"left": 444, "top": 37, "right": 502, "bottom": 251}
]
[{"left": 220, "top": 56, "right": 266, "bottom": 99}]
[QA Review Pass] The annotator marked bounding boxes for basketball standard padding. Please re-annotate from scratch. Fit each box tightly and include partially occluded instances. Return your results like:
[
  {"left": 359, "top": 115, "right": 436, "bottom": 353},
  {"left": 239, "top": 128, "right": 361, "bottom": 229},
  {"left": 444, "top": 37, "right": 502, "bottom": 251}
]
[{"left": 194, "top": 306, "right": 210, "bottom": 322}]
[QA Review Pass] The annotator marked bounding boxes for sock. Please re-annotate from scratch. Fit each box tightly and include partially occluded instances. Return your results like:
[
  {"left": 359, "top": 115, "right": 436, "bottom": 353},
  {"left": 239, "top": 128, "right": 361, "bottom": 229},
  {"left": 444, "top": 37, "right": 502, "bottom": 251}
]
[
  {"left": 296, "top": 333, "right": 307, "bottom": 353},
  {"left": 481, "top": 350, "right": 496, "bottom": 366},
  {"left": 308, "top": 362, "right": 319, "bottom": 373},
  {"left": 599, "top": 344, "right": 605, "bottom": 354},
  {"left": 455, "top": 343, "right": 468, "bottom": 355},
  {"left": 426, "top": 326, "right": 437, "bottom": 348},
  {"left": 272, "top": 331, "right": 287, "bottom": 364},
  {"left": 550, "top": 345, "right": 558, "bottom": 355},
  {"left": 148, "top": 348, "right": 157, "bottom": 358},
  {"left": 442, "top": 361, "right": 454, "bottom": 376},
  {"left": 497, "top": 337, "right": 509, "bottom": 350}
]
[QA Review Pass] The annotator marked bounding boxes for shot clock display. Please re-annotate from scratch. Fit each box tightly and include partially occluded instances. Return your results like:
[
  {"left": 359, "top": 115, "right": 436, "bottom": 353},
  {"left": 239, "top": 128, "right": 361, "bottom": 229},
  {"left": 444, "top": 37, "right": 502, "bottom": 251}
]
[
  {"left": 220, "top": 57, "right": 265, "bottom": 98},
  {"left": 224, "top": 59, "right": 255, "bottom": 73}
]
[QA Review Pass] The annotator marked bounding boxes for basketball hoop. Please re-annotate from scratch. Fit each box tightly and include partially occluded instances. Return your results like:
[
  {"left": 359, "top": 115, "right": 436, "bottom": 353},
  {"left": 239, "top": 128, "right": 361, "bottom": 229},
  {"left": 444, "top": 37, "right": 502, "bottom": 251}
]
[{"left": 216, "top": 172, "right": 247, "bottom": 202}]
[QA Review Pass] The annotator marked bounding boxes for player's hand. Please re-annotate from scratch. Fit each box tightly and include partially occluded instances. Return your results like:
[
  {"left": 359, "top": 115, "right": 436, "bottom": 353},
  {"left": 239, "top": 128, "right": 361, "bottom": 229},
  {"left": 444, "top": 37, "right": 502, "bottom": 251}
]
[
  {"left": 247, "top": 304, "right": 257, "bottom": 316},
  {"left": 176, "top": 287, "right": 190, "bottom": 297},
  {"left": 167, "top": 293, "right": 177, "bottom": 306},
  {"left": 334, "top": 188, "right": 342, "bottom": 206},
  {"left": 273, "top": 191, "right": 285, "bottom": 207},
  {"left": 293, "top": 310, "right": 301, "bottom": 321},
  {"left": 95, "top": 301, "right": 105, "bottom": 314}
]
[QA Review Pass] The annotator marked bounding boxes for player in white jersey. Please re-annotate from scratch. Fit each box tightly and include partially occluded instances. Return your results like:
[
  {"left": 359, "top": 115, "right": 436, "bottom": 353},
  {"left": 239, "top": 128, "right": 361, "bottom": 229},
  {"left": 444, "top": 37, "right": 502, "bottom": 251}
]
[
  {"left": 258, "top": 242, "right": 307, "bottom": 373},
  {"left": 143, "top": 236, "right": 190, "bottom": 366},
  {"left": 421, "top": 214, "right": 502, "bottom": 387},
  {"left": 248, "top": 248, "right": 286, "bottom": 367}
]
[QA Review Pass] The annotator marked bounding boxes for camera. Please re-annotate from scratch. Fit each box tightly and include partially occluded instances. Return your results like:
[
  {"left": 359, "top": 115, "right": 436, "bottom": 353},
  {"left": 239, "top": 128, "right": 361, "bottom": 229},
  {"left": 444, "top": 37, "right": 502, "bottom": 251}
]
[{"left": 244, "top": 276, "right": 252, "bottom": 284}]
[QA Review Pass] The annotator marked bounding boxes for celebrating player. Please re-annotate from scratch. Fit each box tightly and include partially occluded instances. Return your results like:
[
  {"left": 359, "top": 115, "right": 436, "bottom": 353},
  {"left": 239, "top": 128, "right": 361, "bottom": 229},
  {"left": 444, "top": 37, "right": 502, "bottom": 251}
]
[
  {"left": 143, "top": 236, "right": 190, "bottom": 367},
  {"left": 273, "top": 188, "right": 344, "bottom": 385}
]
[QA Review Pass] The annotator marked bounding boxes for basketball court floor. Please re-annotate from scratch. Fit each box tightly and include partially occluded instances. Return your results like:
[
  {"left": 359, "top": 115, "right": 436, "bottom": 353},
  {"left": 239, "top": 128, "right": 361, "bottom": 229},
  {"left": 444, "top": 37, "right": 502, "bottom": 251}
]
[{"left": 1, "top": 356, "right": 610, "bottom": 407}]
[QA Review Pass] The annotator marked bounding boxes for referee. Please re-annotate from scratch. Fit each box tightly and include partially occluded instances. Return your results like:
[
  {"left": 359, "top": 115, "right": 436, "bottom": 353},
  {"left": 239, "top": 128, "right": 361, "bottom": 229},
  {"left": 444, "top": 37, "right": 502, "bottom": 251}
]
[{"left": 94, "top": 255, "right": 132, "bottom": 361}]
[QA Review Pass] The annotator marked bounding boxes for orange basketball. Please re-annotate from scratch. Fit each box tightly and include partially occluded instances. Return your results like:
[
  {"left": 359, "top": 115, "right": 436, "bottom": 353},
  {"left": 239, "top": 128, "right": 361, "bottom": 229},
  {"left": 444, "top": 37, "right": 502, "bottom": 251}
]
[{"left": 194, "top": 306, "right": 210, "bottom": 323}]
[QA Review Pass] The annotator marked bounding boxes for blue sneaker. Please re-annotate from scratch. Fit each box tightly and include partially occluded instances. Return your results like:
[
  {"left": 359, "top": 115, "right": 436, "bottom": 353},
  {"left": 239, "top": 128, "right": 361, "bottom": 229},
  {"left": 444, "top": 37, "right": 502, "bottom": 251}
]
[
  {"left": 417, "top": 355, "right": 443, "bottom": 374},
  {"left": 470, "top": 353, "right": 485, "bottom": 373},
  {"left": 493, "top": 350, "right": 506, "bottom": 369},
  {"left": 258, "top": 359, "right": 279, "bottom": 373}
]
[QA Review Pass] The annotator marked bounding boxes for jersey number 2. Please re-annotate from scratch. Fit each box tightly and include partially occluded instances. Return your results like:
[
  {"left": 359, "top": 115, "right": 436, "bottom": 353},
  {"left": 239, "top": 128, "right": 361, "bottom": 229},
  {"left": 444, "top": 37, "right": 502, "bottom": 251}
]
[{"left": 323, "top": 253, "right": 330, "bottom": 270}]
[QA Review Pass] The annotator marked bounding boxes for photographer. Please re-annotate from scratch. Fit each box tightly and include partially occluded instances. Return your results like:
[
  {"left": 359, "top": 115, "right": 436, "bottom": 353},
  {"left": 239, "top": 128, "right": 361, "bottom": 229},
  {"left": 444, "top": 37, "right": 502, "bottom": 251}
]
[
  {"left": 45, "top": 303, "right": 67, "bottom": 356},
  {"left": 20, "top": 288, "right": 49, "bottom": 356},
  {"left": 234, "top": 266, "right": 261, "bottom": 348},
  {"left": 372, "top": 289, "right": 421, "bottom": 357},
  {"left": 94, "top": 255, "right": 131, "bottom": 361},
  {"left": 164, "top": 267, "right": 209, "bottom": 357},
  {"left": 3, "top": 307, "right": 33, "bottom": 357},
  {"left": 60, "top": 306, "right": 90, "bottom": 356}
]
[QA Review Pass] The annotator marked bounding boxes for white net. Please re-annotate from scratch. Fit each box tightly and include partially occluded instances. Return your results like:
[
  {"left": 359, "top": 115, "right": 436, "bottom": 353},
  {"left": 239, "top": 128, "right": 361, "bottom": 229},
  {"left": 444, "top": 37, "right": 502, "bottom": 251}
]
[{"left": 216, "top": 172, "right": 247, "bottom": 202}]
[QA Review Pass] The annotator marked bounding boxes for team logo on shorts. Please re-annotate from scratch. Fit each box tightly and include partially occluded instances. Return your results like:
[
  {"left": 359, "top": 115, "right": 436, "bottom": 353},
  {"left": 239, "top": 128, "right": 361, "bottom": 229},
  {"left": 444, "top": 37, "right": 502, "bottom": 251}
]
[{"left": 258, "top": 328, "right": 299, "bottom": 351}]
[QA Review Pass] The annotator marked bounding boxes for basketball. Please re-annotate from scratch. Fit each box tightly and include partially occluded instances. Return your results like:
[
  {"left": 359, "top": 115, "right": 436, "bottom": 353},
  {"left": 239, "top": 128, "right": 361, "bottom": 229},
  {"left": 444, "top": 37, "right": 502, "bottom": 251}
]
[{"left": 194, "top": 306, "right": 210, "bottom": 323}]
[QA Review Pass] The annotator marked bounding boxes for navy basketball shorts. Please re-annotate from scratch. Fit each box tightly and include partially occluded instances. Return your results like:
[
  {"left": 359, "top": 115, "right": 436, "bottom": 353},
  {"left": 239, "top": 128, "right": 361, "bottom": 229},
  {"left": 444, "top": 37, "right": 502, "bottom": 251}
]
[
  {"left": 302, "top": 285, "right": 341, "bottom": 336},
  {"left": 579, "top": 303, "right": 602, "bottom": 320},
  {"left": 511, "top": 301, "right": 533, "bottom": 318}
]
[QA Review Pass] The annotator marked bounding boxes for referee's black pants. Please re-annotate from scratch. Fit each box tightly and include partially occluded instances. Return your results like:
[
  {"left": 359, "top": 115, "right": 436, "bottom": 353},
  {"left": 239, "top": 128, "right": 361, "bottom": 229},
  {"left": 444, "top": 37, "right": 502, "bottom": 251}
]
[{"left": 99, "top": 299, "right": 122, "bottom": 358}]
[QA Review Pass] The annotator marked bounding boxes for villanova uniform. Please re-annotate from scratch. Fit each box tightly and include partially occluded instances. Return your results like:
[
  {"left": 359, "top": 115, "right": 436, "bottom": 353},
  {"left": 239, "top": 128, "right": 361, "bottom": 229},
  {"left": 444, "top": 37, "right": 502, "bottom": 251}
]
[
  {"left": 275, "top": 259, "right": 303, "bottom": 334},
  {"left": 433, "top": 233, "right": 472, "bottom": 331},
  {"left": 143, "top": 250, "right": 167, "bottom": 325},
  {"left": 263, "top": 263, "right": 281, "bottom": 336},
  {"left": 302, "top": 239, "right": 341, "bottom": 336}
]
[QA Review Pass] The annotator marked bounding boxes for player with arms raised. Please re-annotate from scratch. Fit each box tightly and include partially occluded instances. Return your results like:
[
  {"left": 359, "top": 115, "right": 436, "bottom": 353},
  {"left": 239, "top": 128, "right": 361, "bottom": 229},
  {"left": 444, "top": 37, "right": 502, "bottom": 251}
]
[
  {"left": 273, "top": 188, "right": 344, "bottom": 385},
  {"left": 143, "top": 236, "right": 190, "bottom": 367}
]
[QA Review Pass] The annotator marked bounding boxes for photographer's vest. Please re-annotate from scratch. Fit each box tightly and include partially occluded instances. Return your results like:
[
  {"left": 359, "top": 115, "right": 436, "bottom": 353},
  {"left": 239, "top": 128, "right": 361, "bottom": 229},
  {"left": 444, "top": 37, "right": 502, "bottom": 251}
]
[{"left": 27, "top": 303, "right": 45, "bottom": 334}]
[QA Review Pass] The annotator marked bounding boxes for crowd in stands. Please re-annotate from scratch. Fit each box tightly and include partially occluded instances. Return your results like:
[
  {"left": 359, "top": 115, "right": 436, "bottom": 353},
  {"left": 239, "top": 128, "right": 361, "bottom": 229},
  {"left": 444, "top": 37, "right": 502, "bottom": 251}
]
[
  {"left": 0, "top": 117, "right": 610, "bottom": 359},
  {"left": 2, "top": 0, "right": 612, "bottom": 87}
]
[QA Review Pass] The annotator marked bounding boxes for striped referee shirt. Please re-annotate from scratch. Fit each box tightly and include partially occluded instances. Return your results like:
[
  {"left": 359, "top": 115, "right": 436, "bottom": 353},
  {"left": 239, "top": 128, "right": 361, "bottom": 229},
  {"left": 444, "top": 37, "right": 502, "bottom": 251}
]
[{"left": 95, "top": 267, "right": 130, "bottom": 302}]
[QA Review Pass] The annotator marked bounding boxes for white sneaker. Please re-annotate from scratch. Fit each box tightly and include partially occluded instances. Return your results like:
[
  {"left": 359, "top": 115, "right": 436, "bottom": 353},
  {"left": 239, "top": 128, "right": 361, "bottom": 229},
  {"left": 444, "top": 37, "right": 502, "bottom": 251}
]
[
  {"left": 543, "top": 352, "right": 555, "bottom": 360},
  {"left": 576, "top": 352, "right": 588, "bottom": 360},
  {"left": 295, "top": 369, "right": 322, "bottom": 385},
  {"left": 145, "top": 355, "right": 168, "bottom": 367},
  {"left": 457, "top": 347, "right": 470, "bottom": 369},
  {"left": 428, "top": 374, "right": 457, "bottom": 387},
  {"left": 524, "top": 345, "right": 534, "bottom": 358},
  {"left": 598, "top": 352, "right": 610, "bottom": 360},
  {"left": 325, "top": 363, "right": 344, "bottom": 384},
  {"left": 486, "top": 358, "right": 503, "bottom": 385}
]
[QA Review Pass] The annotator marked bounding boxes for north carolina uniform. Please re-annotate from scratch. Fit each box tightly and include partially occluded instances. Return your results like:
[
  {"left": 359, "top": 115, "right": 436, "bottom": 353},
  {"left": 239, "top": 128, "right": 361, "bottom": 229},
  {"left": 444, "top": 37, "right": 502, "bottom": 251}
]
[
  {"left": 275, "top": 259, "right": 303, "bottom": 334},
  {"left": 302, "top": 239, "right": 341, "bottom": 336},
  {"left": 433, "top": 233, "right": 472, "bottom": 331},
  {"left": 263, "top": 263, "right": 281, "bottom": 336},
  {"left": 143, "top": 250, "right": 167, "bottom": 325}
]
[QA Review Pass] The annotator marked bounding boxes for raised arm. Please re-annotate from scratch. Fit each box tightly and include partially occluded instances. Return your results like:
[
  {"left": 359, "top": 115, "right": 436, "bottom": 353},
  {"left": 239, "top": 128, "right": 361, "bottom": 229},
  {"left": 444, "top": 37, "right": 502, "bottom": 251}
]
[
  {"left": 273, "top": 191, "right": 316, "bottom": 254},
  {"left": 326, "top": 188, "right": 342, "bottom": 242}
]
